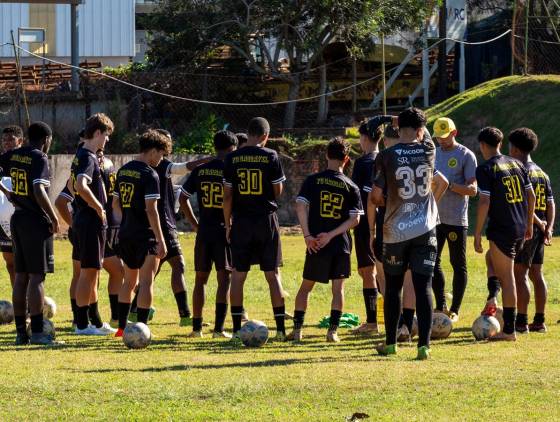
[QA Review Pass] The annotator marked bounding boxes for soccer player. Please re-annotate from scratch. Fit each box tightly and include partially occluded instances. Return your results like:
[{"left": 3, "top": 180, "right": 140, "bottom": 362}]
[
  {"left": 180, "top": 130, "right": 238, "bottom": 338},
  {"left": 351, "top": 115, "right": 393, "bottom": 334},
  {"left": 0, "top": 125, "right": 24, "bottom": 287},
  {"left": 289, "top": 137, "right": 363, "bottom": 343},
  {"left": 432, "top": 117, "right": 477, "bottom": 322},
  {"left": 112, "top": 129, "right": 169, "bottom": 337},
  {"left": 474, "top": 127, "right": 535, "bottom": 341},
  {"left": 223, "top": 117, "right": 287, "bottom": 341},
  {"left": 0, "top": 122, "right": 59, "bottom": 345},
  {"left": 506, "top": 128, "right": 554, "bottom": 333},
  {"left": 370, "top": 107, "right": 449, "bottom": 360},
  {"left": 70, "top": 113, "right": 116, "bottom": 335},
  {"left": 236, "top": 133, "right": 248, "bottom": 148}
]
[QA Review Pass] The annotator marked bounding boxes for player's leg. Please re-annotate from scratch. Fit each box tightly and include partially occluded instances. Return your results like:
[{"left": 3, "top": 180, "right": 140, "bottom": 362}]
[
  {"left": 88, "top": 272, "right": 104, "bottom": 329},
  {"left": 488, "top": 241, "right": 518, "bottom": 341},
  {"left": 375, "top": 260, "right": 385, "bottom": 296},
  {"left": 116, "top": 264, "right": 139, "bottom": 337},
  {"left": 189, "top": 271, "right": 210, "bottom": 337},
  {"left": 166, "top": 254, "right": 192, "bottom": 325},
  {"left": 448, "top": 227, "right": 468, "bottom": 320},
  {"left": 2, "top": 251, "right": 15, "bottom": 287},
  {"left": 12, "top": 272, "right": 30, "bottom": 344},
  {"left": 137, "top": 254, "right": 160, "bottom": 325},
  {"left": 353, "top": 228, "right": 378, "bottom": 334},
  {"left": 69, "top": 259, "right": 80, "bottom": 327},
  {"left": 264, "top": 269, "right": 286, "bottom": 339},
  {"left": 398, "top": 271, "right": 416, "bottom": 342},
  {"left": 513, "top": 263, "right": 530, "bottom": 333},
  {"left": 103, "top": 255, "right": 124, "bottom": 326},
  {"left": 482, "top": 250, "right": 500, "bottom": 315},
  {"left": 432, "top": 224, "right": 448, "bottom": 312},
  {"left": 288, "top": 279, "right": 316, "bottom": 342},
  {"left": 27, "top": 273, "right": 50, "bottom": 344},
  {"left": 327, "top": 278, "right": 346, "bottom": 343},
  {"left": 528, "top": 264, "right": 547, "bottom": 332},
  {"left": 230, "top": 269, "right": 248, "bottom": 337},
  {"left": 213, "top": 269, "right": 231, "bottom": 337},
  {"left": 75, "top": 268, "right": 99, "bottom": 332},
  {"left": 411, "top": 270, "right": 433, "bottom": 357}
]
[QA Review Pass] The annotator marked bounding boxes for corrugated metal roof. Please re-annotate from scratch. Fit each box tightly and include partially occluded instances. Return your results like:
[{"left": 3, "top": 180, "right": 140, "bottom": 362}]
[{"left": 0, "top": 4, "right": 29, "bottom": 56}]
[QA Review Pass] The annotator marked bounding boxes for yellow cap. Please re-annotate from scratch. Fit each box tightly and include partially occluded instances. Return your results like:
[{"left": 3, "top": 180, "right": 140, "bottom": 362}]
[{"left": 433, "top": 117, "right": 457, "bottom": 138}]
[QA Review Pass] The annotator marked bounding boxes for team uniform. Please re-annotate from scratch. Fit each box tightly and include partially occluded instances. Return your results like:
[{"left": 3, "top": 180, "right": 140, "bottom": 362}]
[
  {"left": 0, "top": 146, "right": 54, "bottom": 274},
  {"left": 100, "top": 156, "right": 118, "bottom": 258},
  {"left": 153, "top": 158, "right": 182, "bottom": 262},
  {"left": 476, "top": 155, "right": 532, "bottom": 258},
  {"left": 182, "top": 158, "right": 231, "bottom": 272},
  {"left": 114, "top": 160, "right": 160, "bottom": 269},
  {"left": 297, "top": 170, "right": 363, "bottom": 283},
  {"left": 70, "top": 148, "right": 107, "bottom": 269},
  {"left": 351, "top": 152, "right": 377, "bottom": 268},
  {"left": 223, "top": 145, "right": 285, "bottom": 272},
  {"left": 0, "top": 176, "right": 14, "bottom": 253},
  {"left": 515, "top": 161, "right": 553, "bottom": 266}
]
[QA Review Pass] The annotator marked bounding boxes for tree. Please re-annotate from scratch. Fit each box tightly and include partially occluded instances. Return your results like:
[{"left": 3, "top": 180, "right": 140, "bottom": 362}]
[{"left": 147, "top": 0, "right": 439, "bottom": 128}]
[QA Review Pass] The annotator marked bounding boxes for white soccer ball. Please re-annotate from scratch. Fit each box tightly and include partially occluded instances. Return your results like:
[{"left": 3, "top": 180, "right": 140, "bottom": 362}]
[
  {"left": 495, "top": 306, "right": 504, "bottom": 330},
  {"left": 123, "top": 322, "right": 152, "bottom": 349},
  {"left": 472, "top": 315, "right": 501, "bottom": 340},
  {"left": 239, "top": 320, "right": 269, "bottom": 347},
  {"left": 431, "top": 313, "right": 453, "bottom": 339},
  {"left": 26, "top": 319, "right": 55, "bottom": 337},
  {"left": 43, "top": 296, "right": 57, "bottom": 320},
  {"left": 0, "top": 300, "right": 14, "bottom": 324}
]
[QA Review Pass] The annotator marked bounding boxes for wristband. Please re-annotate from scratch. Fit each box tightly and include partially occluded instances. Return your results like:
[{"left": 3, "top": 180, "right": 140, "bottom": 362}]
[{"left": 304, "top": 235, "right": 312, "bottom": 239}]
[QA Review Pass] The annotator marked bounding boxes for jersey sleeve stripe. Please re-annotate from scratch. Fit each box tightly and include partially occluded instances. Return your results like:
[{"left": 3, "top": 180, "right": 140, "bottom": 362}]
[
  {"left": 295, "top": 196, "right": 309, "bottom": 204},
  {"left": 223, "top": 180, "right": 232, "bottom": 187},
  {"left": 350, "top": 209, "right": 365, "bottom": 215},
  {"left": 271, "top": 176, "right": 286, "bottom": 184},
  {"left": 362, "top": 186, "right": 372, "bottom": 193},
  {"left": 77, "top": 173, "right": 92, "bottom": 183},
  {"left": 33, "top": 179, "right": 50, "bottom": 186},
  {"left": 144, "top": 194, "right": 161, "bottom": 199},
  {"left": 113, "top": 191, "right": 120, "bottom": 198},
  {"left": 58, "top": 192, "right": 73, "bottom": 201},
  {"left": 180, "top": 187, "right": 192, "bottom": 198},
  {"left": 479, "top": 190, "right": 490, "bottom": 196}
]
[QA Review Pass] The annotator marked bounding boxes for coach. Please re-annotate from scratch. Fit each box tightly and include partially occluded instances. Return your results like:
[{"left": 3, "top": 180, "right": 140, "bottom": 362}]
[{"left": 433, "top": 117, "right": 477, "bottom": 322}]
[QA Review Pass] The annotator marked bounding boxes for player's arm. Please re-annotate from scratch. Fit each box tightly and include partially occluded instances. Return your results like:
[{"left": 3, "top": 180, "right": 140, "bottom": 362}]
[
  {"left": 75, "top": 175, "right": 106, "bottom": 224},
  {"left": 295, "top": 199, "right": 319, "bottom": 253},
  {"left": 167, "top": 157, "right": 212, "bottom": 176},
  {"left": 370, "top": 186, "right": 385, "bottom": 206},
  {"left": 0, "top": 180, "right": 11, "bottom": 201},
  {"left": 432, "top": 172, "right": 449, "bottom": 203},
  {"left": 316, "top": 213, "right": 361, "bottom": 249},
  {"left": 448, "top": 177, "right": 477, "bottom": 197},
  {"left": 223, "top": 184, "right": 233, "bottom": 242},
  {"left": 545, "top": 199, "right": 555, "bottom": 245},
  {"left": 55, "top": 194, "right": 73, "bottom": 227},
  {"left": 112, "top": 195, "right": 122, "bottom": 226},
  {"left": 367, "top": 194, "right": 378, "bottom": 253},
  {"left": 474, "top": 194, "right": 489, "bottom": 254},
  {"left": 179, "top": 193, "right": 198, "bottom": 232},
  {"left": 145, "top": 198, "right": 167, "bottom": 259},
  {"left": 34, "top": 183, "right": 59, "bottom": 234},
  {"left": 525, "top": 186, "right": 536, "bottom": 241}
]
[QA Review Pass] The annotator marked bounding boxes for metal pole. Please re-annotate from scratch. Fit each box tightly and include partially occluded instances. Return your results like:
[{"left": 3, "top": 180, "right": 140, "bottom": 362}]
[
  {"left": 524, "top": 0, "right": 529, "bottom": 75},
  {"left": 381, "top": 33, "right": 387, "bottom": 115},
  {"left": 11, "top": 30, "right": 30, "bottom": 129},
  {"left": 422, "top": 37, "right": 430, "bottom": 108},
  {"left": 511, "top": 0, "right": 517, "bottom": 75},
  {"left": 459, "top": 42, "right": 465, "bottom": 92},
  {"left": 71, "top": 3, "right": 80, "bottom": 92}
]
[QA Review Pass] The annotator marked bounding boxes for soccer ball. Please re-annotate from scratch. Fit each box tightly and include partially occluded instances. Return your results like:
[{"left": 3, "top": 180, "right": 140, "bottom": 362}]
[
  {"left": 495, "top": 306, "right": 504, "bottom": 330},
  {"left": 239, "top": 320, "right": 269, "bottom": 347},
  {"left": 123, "top": 322, "right": 152, "bottom": 349},
  {"left": 410, "top": 315, "right": 418, "bottom": 338},
  {"left": 26, "top": 319, "right": 55, "bottom": 338},
  {"left": 431, "top": 313, "right": 453, "bottom": 339},
  {"left": 472, "top": 315, "right": 501, "bottom": 340},
  {"left": 0, "top": 300, "right": 14, "bottom": 324},
  {"left": 43, "top": 296, "right": 57, "bottom": 320}
]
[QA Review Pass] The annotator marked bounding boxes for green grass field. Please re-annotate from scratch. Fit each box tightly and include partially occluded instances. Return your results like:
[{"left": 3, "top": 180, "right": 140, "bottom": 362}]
[{"left": 0, "top": 235, "right": 559, "bottom": 421}]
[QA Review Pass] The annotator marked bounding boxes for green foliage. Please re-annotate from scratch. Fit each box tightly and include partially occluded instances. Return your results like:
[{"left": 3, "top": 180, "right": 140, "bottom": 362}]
[
  {"left": 174, "top": 109, "right": 226, "bottom": 154},
  {"left": 102, "top": 62, "right": 149, "bottom": 78}
]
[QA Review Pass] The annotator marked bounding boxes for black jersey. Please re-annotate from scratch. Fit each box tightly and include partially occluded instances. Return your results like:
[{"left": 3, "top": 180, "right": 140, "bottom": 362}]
[
  {"left": 0, "top": 146, "right": 51, "bottom": 222},
  {"left": 182, "top": 158, "right": 225, "bottom": 227},
  {"left": 114, "top": 160, "right": 160, "bottom": 241},
  {"left": 70, "top": 147, "right": 106, "bottom": 215},
  {"left": 297, "top": 169, "right": 363, "bottom": 254},
  {"left": 373, "top": 138, "right": 439, "bottom": 243},
  {"left": 524, "top": 161, "right": 553, "bottom": 222},
  {"left": 476, "top": 154, "right": 532, "bottom": 239},
  {"left": 223, "top": 146, "right": 286, "bottom": 217},
  {"left": 153, "top": 158, "right": 179, "bottom": 232},
  {"left": 351, "top": 152, "right": 377, "bottom": 232},
  {"left": 100, "top": 156, "right": 117, "bottom": 226}
]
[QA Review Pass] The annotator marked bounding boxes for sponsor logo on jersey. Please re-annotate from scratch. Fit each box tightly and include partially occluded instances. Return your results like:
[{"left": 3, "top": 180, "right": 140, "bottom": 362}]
[
  {"left": 423, "top": 259, "right": 435, "bottom": 266},
  {"left": 448, "top": 158, "right": 458, "bottom": 168},
  {"left": 397, "top": 157, "right": 410, "bottom": 165}
]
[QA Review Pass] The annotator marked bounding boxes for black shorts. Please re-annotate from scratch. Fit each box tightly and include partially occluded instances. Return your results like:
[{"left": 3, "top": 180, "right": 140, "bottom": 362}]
[
  {"left": 195, "top": 225, "right": 232, "bottom": 272},
  {"left": 230, "top": 213, "right": 282, "bottom": 272},
  {"left": 515, "top": 228, "right": 544, "bottom": 266},
  {"left": 354, "top": 227, "right": 374, "bottom": 269},
  {"left": 160, "top": 228, "right": 182, "bottom": 263},
  {"left": 72, "top": 210, "right": 106, "bottom": 269},
  {"left": 11, "top": 211, "right": 54, "bottom": 274},
  {"left": 0, "top": 224, "right": 12, "bottom": 253},
  {"left": 119, "top": 236, "right": 158, "bottom": 270},
  {"left": 383, "top": 229, "right": 437, "bottom": 277},
  {"left": 488, "top": 231, "right": 524, "bottom": 259},
  {"left": 303, "top": 251, "right": 351, "bottom": 283}
]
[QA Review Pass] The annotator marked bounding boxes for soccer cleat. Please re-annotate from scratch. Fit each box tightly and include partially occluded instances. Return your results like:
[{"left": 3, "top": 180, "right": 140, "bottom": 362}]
[
  {"left": 528, "top": 322, "right": 547, "bottom": 333},
  {"left": 481, "top": 298, "right": 498, "bottom": 316},
  {"left": 326, "top": 330, "right": 340, "bottom": 343},
  {"left": 489, "top": 331, "right": 517, "bottom": 342},
  {"left": 515, "top": 324, "right": 529, "bottom": 334},
  {"left": 416, "top": 346, "right": 430, "bottom": 360},
  {"left": 30, "top": 333, "right": 64, "bottom": 346},
  {"left": 351, "top": 322, "right": 379, "bottom": 335},
  {"left": 448, "top": 312, "right": 459, "bottom": 323},
  {"left": 114, "top": 328, "right": 124, "bottom": 338},
  {"left": 187, "top": 330, "right": 203, "bottom": 338},
  {"left": 212, "top": 331, "right": 232, "bottom": 339},
  {"left": 15, "top": 333, "right": 30, "bottom": 346},
  {"left": 96, "top": 322, "right": 117, "bottom": 335},
  {"left": 229, "top": 332, "right": 242, "bottom": 345},
  {"left": 109, "top": 319, "right": 119, "bottom": 329},
  {"left": 273, "top": 331, "right": 287, "bottom": 342},
  {"left": 375, "top": 343, "right": 397, "bottom": 356},
  {"left": 286, "top": 329, "right": 303, "bottom": 343},
  {"left": 397, "top": 325, "right": 412, "bottom": 343},
  {"left": 75, "top": 325, "right": 108, "bottom": 336}
]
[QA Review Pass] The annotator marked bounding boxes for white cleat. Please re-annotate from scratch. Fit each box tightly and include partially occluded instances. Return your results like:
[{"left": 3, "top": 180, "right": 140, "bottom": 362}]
[
  {"left": 212, "top": 331, "right": 232, "bottom": 339},
  {"left": 74, "top": 325, "right": 109, "bottom": 336},
  {"left": 96, "top": 322, "right": 118, "bottom": 335}
]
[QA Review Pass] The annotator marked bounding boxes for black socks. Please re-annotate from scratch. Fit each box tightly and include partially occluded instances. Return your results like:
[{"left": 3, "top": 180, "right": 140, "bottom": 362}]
[
  {"left": 214, "top": 303, "right": 228, "bottom": 333},
  {"left": 363, "top": 288, "right": 378, "bottom": 323}
]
